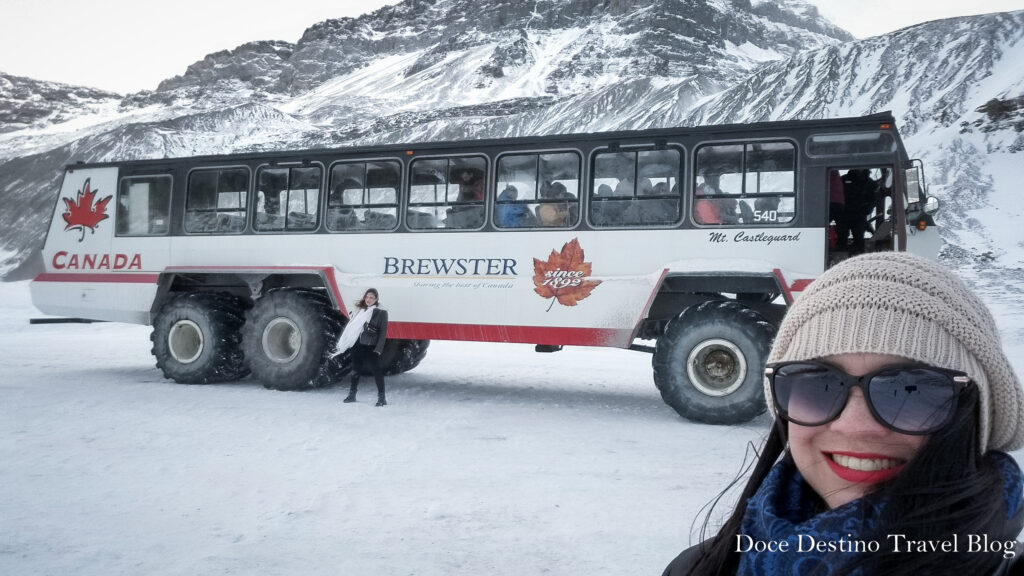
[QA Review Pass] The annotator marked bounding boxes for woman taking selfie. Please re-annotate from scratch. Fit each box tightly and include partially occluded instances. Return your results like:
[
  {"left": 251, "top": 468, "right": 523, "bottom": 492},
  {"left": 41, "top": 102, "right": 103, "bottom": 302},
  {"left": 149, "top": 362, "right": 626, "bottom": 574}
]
[{"left": 664, "top": 252, "right": 1024, "bottom": 575}]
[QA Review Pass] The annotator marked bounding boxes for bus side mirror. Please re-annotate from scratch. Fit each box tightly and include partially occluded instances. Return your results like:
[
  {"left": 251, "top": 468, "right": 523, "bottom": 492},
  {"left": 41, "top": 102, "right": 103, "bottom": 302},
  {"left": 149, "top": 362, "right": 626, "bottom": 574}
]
[{"left": 923, "top": 196, "right": 940, "bottom": 215}]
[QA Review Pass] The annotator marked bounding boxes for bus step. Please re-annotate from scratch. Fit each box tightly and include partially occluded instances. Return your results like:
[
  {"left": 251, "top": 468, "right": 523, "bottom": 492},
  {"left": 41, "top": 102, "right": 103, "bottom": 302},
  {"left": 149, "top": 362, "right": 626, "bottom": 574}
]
[
  {"left": 535, "top": 344, "right": 563, "bottom": 353},
  {"left": 30, "top": 317, "right": 103, "bottom": 324}
]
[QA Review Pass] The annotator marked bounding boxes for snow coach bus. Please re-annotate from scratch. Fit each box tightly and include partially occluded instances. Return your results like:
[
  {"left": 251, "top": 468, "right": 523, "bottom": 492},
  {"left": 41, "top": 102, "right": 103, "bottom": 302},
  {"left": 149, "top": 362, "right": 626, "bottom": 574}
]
[{"left": 30, "top": 111, "right": 940, "bottom": 424}]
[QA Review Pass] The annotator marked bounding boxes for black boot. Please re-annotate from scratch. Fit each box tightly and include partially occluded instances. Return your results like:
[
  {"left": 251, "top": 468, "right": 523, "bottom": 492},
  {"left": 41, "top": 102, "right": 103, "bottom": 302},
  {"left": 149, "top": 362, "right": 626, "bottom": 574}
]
[
  {"left": 343, "top": 375, "right": 358, "bottom": 403},
  {"left": 374, "top": 375, "right": 386, "bottom": 407}
]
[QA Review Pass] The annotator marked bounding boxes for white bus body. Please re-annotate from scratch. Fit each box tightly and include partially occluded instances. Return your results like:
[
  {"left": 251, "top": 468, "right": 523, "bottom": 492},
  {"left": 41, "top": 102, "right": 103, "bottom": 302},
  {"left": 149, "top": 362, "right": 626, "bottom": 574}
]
[{"left": 30, "top": 113, "right": 939, "bottom": 424}]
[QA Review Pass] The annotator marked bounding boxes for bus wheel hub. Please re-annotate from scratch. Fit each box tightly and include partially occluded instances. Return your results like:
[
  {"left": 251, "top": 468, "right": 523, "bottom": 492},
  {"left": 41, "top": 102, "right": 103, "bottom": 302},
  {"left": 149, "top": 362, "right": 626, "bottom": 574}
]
[
  {"left": 687, "top": 338, "right": 747, "bottom": 397},
  {"left": 263, "top": 317, "right": 302, "bottom": 364},
  {"left": 168, "top": 319, "right": 203, "bottom": 364}
]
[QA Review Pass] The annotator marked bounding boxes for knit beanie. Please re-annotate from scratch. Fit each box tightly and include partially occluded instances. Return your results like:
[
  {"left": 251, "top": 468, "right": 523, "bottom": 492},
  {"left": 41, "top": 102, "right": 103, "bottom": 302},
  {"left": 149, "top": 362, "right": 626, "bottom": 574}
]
[{"left": 766, "top": 251, "right": 1024, "bottom": 452}]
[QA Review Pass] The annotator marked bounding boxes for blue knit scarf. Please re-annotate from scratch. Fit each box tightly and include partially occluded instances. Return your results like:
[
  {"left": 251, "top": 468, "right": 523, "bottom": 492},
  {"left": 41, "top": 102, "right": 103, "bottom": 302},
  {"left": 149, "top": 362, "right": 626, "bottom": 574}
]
[{"left": 736, "top": 452, "right": 1023, "bottom": 576}]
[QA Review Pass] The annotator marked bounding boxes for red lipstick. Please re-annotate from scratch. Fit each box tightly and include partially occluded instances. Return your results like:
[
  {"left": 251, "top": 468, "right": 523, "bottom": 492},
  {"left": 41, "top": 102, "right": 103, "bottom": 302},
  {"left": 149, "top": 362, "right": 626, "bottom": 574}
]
[{"left": 824, "top": 452, "right": 905, "bottom": 484}]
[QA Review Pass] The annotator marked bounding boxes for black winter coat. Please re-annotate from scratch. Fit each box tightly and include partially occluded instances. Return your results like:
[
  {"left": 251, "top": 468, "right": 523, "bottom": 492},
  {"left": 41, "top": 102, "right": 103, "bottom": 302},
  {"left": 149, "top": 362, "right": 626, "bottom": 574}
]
[{"left": 358, "top": 307, "right": 389, "bottom": 355}]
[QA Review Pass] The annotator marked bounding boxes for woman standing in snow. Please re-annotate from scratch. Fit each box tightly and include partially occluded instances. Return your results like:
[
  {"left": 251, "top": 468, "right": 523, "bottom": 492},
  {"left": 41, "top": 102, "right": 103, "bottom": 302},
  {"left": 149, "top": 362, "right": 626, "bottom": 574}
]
[
  {"left": 664, "top": 252, "right": 1024, "bottom": 575},
  {"left": 334, "top": 288, "right": 389, "bottom": 407}
]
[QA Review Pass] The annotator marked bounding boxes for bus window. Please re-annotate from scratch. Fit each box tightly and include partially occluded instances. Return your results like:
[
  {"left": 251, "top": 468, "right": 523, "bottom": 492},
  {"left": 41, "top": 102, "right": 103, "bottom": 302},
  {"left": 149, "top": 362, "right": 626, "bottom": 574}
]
[
  {"left": 185, "top": 168, "right": 248, "bottom": 234},
  {"left": 494, "top": 151, "right": 580, "bottom": 229},
  {"left": 694, "top": 142, "right": 795, "bottom": 225},
  {"left": 807, "top": 132, "right": 895, "bottom": 156},
  {"left": 904, "top": 163, "right": 925, "bottom": 206},
  {"left": 745, "top": 142, "right": 795, "bottom": 224},
  {"left": 592, "top": 151, "right": 635, "bottom": 226},
  {"left": 591, "top": 148, "right": 680, "bottom": 227},
  {"left": 633, "top": 149, "right": 680, "bottom": 225},
  {"left": 407, "top": 156, "right": 486, "bottom": 230},
  {"left": 116, "top": 175, "right": 172, "bottom": 236},
  {"left": 255, "top": 166, "right": 322, "bottom": 233},
  {"left": 327, "top": 160, "right": 400, "bottom": 232}
]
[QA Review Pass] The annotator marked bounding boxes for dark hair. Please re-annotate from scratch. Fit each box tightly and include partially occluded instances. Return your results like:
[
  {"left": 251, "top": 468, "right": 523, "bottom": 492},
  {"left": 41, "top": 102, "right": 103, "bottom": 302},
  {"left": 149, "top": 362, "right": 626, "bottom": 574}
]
[
  {"left": 355, "top": 288, "right": 380, "bottom": 310},
  {"left": 686, "top": 384, "right": 1009, "bottom": 576},
  {"left": 685, "top": 422, "right": 786, "bottom": 576}
]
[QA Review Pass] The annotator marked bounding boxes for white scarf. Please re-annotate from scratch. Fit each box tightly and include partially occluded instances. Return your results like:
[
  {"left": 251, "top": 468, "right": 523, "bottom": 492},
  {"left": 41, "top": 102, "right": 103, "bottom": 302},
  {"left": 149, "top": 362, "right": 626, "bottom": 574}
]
[{"left": 332, "top": 304, "right": 376, "bottom": 356}]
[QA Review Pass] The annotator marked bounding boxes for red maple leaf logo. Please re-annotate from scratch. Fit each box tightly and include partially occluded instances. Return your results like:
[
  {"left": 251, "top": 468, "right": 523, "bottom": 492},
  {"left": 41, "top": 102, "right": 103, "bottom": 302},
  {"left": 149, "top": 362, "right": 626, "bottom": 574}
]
[
  {"left": 62, "top": 179, "right": 112, "bottom": 242},
  {"left": 533, "top": 237, "right": 602, "bottom": 311}
]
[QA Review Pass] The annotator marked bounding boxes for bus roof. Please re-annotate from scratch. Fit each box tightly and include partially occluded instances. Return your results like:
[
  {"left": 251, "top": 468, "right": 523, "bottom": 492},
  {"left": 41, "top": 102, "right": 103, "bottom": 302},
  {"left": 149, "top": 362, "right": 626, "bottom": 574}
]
[{"left": 64, "top": 111, "right": 901, "bottom": 171}]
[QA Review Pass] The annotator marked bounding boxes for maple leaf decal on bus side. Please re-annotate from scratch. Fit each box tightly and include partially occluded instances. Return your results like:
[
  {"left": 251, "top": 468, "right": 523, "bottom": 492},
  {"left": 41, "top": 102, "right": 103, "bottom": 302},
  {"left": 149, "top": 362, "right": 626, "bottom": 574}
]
[
  {"left": 62, "top": 178, "right": 112, "bottom": 242},
  {"left": 532, "top": 237, "right": 602, "bottom": 311}
]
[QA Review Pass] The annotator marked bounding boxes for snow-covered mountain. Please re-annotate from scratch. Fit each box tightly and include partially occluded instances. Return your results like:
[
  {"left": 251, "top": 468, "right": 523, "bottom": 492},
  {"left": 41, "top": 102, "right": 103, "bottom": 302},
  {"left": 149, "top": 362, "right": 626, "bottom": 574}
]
[
  {"left": 151, "top": 0, "right": 849, "bottom": 99},
  {"left": 0, "top": 72, "right": 121, "bottom": 134},
  {"left": 0, "top": 0, "right": 1021, "bottom": 285}
]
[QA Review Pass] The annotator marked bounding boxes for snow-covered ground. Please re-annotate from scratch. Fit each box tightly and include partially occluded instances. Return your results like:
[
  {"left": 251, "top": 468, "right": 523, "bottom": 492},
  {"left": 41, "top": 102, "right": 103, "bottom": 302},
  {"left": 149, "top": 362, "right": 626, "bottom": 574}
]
[{"left": 1, "top": 275, "right": 1023, "bottom": 576}]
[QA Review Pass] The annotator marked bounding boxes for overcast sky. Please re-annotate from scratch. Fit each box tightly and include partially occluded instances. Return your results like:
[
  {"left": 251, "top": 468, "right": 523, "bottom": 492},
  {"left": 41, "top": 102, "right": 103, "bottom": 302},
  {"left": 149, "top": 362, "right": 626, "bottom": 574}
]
[{"left": 1, "top": 0, "right": 1022, "bottom": 94}]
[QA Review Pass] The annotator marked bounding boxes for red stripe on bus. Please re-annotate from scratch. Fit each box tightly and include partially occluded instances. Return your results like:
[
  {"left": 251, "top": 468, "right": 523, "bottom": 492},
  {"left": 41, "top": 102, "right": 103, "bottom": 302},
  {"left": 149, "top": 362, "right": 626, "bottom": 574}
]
[
  {"left": 789, "top": 279, "right": 814, "bottom": 292},
  {"left": 772, "top": 268, "right": 814, "bottom": 305},
  {"left": 34, "top": 273, "right": 160, "bottom": 283},
  {"left": 164, "top": 265, "right": 337, "bottom": 271},
  {"left": 321, "top": 268, "right": 347, "bottom": 318},
  {"left": 772, "top": 269, "right": 793, "bottom": 304},
  {"left": 387, "top": 322, "right": 631, "bottom": 347}
]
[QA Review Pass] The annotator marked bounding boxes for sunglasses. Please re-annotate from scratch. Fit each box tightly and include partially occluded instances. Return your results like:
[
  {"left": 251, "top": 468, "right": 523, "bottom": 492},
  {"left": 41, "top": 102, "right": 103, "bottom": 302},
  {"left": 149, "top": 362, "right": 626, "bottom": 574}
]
[{"left": 766, "top": 360, "right": 970, "bottom": 435}]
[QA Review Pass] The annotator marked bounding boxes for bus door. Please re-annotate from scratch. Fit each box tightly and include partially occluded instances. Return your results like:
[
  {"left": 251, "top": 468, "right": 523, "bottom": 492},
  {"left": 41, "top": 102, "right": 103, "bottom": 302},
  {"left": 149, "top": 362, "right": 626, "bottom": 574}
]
[
  {"left": 826, "top": 165, "right": 897, "bottom": 264},
  {"left": 111, "top": 173, "right": 173, "bottom": 271}
]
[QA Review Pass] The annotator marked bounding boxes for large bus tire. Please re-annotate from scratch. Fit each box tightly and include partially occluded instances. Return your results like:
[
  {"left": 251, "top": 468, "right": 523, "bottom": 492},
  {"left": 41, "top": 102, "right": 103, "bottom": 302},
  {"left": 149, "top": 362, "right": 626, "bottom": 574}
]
[
  {"left": 243, "top": 289, "right": 344, "bottom": 391},
  {"left": 151, "top": 292, "right": 248, "bottom": 384},
  {"left": 378, "top": 339, "right": 430, "bottom": 375},
  {"left": 652, "top": 300, "right": 776, "bottom": 424}
]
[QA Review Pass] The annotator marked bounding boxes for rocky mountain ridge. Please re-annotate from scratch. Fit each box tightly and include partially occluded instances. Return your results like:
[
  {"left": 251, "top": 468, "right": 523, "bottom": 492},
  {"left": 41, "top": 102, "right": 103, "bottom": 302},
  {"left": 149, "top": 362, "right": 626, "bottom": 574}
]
[
  {"left": 150, "top": 0, "right": 851, "bottom": 99},
  {"left": 0, "top": 72, "right": 120, "bottom": 134}
]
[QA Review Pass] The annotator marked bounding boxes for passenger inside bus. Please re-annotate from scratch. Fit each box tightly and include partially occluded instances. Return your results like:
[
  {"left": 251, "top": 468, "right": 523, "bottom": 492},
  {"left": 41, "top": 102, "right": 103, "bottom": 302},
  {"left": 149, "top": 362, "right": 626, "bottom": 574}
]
[
  {"left": 598, "top": 174, "right": 636, "bottom": 225},
  {"left": 456, "top": 169, "right": 484, "bottom": 202},
  {"left": 619, "top": 179, "right": 650, "bottom": 225},
  {"left": 631, "top": 180, "right": 679, "bottom": 225},
  {"left": 327, "top": 181, "right": 361, "bottom": 230},
  {"left": 736, "top": 199, "right": 754, "bottom": 224},
  {"left": 447, "top": 167, "right": 485, "bottom": 229},
  {"left": 695, "top": 173, "right": 724, "bottom": 224},
  {"left": 638, "top": 178, "right": 653, "bottom": 196},
  {"left": 695, "top": 173, "right": 746, "bottom": 225},
  {"left": 536, "top": 181, "right": 576, "bottom": 226},
  {"left": 260, "top": 192, "right": 283, "bottom": 228},
  {"left": 613, "top": 175, "right": 635, "bottom": 196},
  {"left": 495, "top": 185, "right": 535, "bottom": 227},
  {"left": 590, "top": 183, "right": 621, "bottom": 226},
  {"left": 839, "top": 168, "right": 877, "bottom": 254}
]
